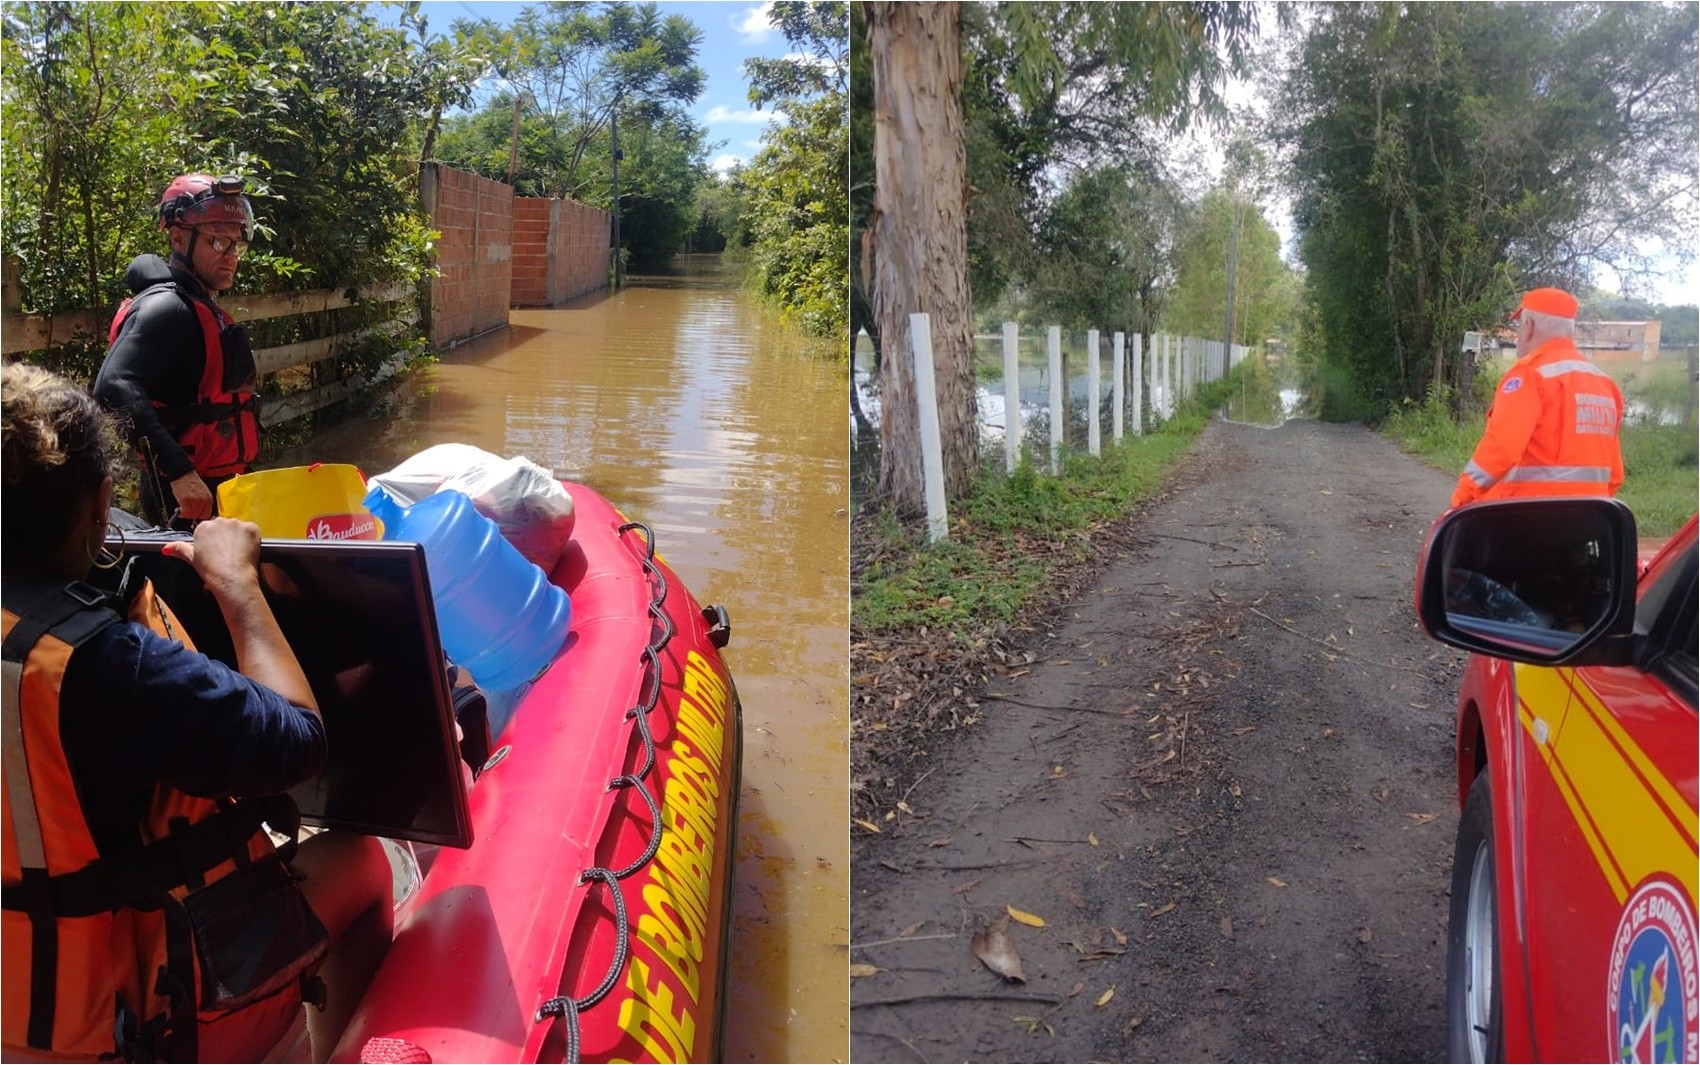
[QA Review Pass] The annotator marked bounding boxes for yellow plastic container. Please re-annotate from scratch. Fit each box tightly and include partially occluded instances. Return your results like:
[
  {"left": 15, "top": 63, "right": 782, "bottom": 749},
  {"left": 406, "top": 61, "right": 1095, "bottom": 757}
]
[{"left": 216, "top": 463, "right": 382, "bottom": 540}]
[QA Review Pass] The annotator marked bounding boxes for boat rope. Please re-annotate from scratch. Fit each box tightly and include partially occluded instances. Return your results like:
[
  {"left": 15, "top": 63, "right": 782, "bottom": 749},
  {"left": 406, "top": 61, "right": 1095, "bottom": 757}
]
[{"left": 535, "top": 521, "right": 676, "bottom": 1063}]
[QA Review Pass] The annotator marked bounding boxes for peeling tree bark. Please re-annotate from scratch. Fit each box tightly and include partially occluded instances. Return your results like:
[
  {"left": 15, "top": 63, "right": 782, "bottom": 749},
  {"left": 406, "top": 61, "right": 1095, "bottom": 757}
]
[{"left": 867, "top": 1, "right": 977, "bottom": 515}]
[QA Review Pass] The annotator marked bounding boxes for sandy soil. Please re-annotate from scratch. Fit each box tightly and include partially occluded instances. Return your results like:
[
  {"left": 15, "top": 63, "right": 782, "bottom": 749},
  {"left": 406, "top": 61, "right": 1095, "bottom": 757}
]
[{"left": 850, "top": 418, "right": 1470, "bottom": 1063}]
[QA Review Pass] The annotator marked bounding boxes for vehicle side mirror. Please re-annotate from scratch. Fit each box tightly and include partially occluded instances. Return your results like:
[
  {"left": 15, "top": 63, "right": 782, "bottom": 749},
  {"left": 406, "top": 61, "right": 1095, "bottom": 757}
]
[{"left": 1415, "top": 498, "right": 1639, "bottom": 667}]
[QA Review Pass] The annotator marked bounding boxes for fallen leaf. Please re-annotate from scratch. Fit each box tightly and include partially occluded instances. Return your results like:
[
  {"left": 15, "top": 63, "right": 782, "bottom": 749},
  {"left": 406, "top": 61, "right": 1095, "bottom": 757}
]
[
  {"left": 1069, "top": 981, "right": 1085, "bottom": 997},
  {"left": 1149, "top": 902, "right": 1176, "bottom": 919},
  {"left": 1051, "top": 765, "right": 1067, "bottom": 779},
  {"left": 854, "top": 819, "right": 882, "bottom": 834},
  {"left": 1095, "top": 985, "right": 1115, "bottom": 1007},
  {"left": 1372, "top": 786, "right": 1390, "bottom": 803},
  {"left": 1233, "top": 726, "right": 1257, "bottom": 736},
  {"left": 896, "top": 801, "right": 914, "bottom": 814},
  {"left": 1007, "top": 904, "right": 1046, "bottom": 928},
  {"left": 972, "top": 916, "right": 1027, "bottom": 983},
  {"left": 850, "top": 963, "right": 884, "bottom": 978},
  {"left": 1219, "top": 917, "right": 1234, "bottom": 939},
  {"left": 1267, "top": 876, "right": 1288, "bottom": 889},
  {"left": 1322, "top": 728, "right": 1335, "bottom": 739},
  {"left": 1087, "top": 832, "right": 1100, "bottom": 847},
  {"left": 1111, "top": 926, "right": 1128, "bottom": 946},
  {"left": 1406, "top": 813, "right": 1438, "bottom": 825},
  {"left": 1228, "top": 783, "right": 1242, "bottom": 797},
  {"left": 899, "top": 921, "right": 925, "bottom": 938},
  {"left": 1358, "top": 927, "right": 1373, "bottom": 943},
  {"left": 884, "top": 811, "right": 896, "bottom": 821},
  {"left": 1124, "top": 1016, "right": 1144, "bottom": 1034},
  {"left": 951, "top": 878, "right": 982, "bottom": 895}
]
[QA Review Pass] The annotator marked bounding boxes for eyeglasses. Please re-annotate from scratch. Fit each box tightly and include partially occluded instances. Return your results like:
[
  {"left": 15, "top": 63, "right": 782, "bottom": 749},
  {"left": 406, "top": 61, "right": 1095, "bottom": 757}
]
[{"left": 204, "top": 234, "right": 250, "bottom": 258}]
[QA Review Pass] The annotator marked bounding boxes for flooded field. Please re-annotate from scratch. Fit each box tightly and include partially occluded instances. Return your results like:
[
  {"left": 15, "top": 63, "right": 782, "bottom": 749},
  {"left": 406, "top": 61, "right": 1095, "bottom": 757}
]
[{"left": 276, "top": 256, "right": 849, "bottom": 1062}]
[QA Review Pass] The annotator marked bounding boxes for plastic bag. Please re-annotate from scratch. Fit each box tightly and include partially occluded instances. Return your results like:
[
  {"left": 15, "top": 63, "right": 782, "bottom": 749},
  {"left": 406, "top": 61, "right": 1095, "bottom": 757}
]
[
  {"left": 217, "top": 463, "right": 380, "bottom": 540},
  {"left": 367, "top": 444, "right": 576, "bottom": 571}
]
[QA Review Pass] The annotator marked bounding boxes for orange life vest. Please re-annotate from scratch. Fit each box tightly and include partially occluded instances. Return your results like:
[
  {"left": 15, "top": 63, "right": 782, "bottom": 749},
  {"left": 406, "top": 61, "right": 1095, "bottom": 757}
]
[
  {"left": 108, "top": 285, "right": 261, "bottom": 479},
  {"left": 1451, "top": 337, "right": 1625, "bottom": 507},
  {"left": 1, "top": 577, "right": 319, "bottom": 1061}
]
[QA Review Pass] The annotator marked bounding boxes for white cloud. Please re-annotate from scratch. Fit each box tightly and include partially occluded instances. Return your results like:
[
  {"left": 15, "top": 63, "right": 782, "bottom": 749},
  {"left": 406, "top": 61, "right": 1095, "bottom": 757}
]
[
  {"left": 734, "top": 2, "right": 774, "bottom": 42},
  {"left": 705, "top": 104, "right": 780, "bottom": 126},
  {"left": 710, "top": 153, "right": 744, "bottom": 174}
]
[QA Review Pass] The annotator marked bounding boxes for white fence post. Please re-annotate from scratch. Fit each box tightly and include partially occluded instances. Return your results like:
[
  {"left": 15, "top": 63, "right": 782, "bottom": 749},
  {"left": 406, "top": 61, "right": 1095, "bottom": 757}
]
[
  {"left": 1002, "top": 321, "right": 1021, "bottom": 473},
  {"left": 1087, "top": 328, "right": 1101, "bottom": 457},
  {"left": 1131, "top": 333, "right": 1144, "bottom": 436},
  {"left": 1162, "top": 334, "right": 1173, "bottom": 418},
  {"left": 1111, "top": 331, "right": 1124, "bottom": 442},
  {"left": 909, "top": 312, "right": 950, "bottom": 543},
  {"left": 1047, "top": 325, "right": 1063, "bottom": 474}
]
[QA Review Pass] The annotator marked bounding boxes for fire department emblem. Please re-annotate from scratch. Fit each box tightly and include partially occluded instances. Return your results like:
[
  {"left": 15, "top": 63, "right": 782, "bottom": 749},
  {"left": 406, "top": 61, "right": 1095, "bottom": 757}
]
[{"left": 1609, "top": 877, "right": 1699, "bottom": 1064}]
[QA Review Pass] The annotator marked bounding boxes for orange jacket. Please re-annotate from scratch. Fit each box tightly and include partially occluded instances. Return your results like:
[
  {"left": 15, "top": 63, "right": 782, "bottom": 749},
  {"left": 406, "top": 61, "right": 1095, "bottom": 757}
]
[
  {"left": 1451, "top": 337, "right": 1624, "bottom": 507},
  {"left": 1, "top": 578, "right": 308, "bottom": 1061}
]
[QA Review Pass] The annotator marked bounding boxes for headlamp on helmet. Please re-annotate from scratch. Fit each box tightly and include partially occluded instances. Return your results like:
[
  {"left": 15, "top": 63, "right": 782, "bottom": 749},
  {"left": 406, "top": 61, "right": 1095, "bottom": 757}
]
[{"left": 158, "top": 173, "right": 256, "bottom": 241}]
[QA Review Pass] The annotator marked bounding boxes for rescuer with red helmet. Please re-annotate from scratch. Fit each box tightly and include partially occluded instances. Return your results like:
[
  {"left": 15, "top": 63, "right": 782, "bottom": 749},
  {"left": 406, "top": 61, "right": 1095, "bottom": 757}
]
[
  {"left": 1450, "top": 287, "right": 1625, "bottom": 507},
  {"left": 93, "top": 174, "right": 263, "bottom": 527}
]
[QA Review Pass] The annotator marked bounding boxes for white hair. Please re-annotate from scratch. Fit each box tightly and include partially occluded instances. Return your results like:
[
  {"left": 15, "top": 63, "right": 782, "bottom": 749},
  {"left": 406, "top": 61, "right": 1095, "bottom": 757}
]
[{"left": 1522, "top": 308, "right": 1574, "bottom": 343}]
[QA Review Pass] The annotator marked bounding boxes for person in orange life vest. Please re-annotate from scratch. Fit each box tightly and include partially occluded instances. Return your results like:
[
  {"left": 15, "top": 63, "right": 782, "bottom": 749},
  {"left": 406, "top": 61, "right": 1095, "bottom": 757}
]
[
  {"left": 1, "top": 363, "right": 392, "bottom": 1062},
  {"left": 94, "top": 174, "right": 262, "bottom": 529},
  {"left": 1449, "top": 286, "right": 1624, "bottom": 508}
]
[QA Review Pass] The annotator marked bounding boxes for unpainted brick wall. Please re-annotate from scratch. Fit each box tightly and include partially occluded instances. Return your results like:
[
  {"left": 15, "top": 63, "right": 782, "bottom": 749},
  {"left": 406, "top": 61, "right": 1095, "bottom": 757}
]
[
  {"left": 511, "top": 196, "right": 612, "bottom": 307},
  {"left": 423, "top": 164, "right": 513, "bottom": 348}
]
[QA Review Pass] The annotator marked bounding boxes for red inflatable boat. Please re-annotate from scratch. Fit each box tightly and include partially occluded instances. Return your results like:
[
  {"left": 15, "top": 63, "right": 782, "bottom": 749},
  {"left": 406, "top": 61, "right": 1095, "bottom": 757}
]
[{"left": 335, "top": 481, "right": 742, "bottom": 1064}]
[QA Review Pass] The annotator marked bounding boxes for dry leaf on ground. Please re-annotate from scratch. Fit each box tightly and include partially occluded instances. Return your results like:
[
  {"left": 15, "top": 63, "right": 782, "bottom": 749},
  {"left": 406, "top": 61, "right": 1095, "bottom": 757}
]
[
  {"left": 854, "top": 818, "right": 882, "bottom": 834},
  {"left": 850, "top": 963, "right": 884, "bottom": 978},
  {"left": 1267, "top": 876, "right": 1288, "bottom": 888},
  {"left": 1149, "top": 902, "right": 1176, "bottom": 919},
  {"left": 1007, "top": 904, "right": 1047, "bottom": 928},
  {"left": 1219, "top": 917, "right": 1234, "bottom": 939},
  {"left": 898, "top": 921, "right": 925, "bottom": 938},
  {"left": 972, "top": 915, "right": 1027, "bottom": 983},
  {"left": 1110, "top": 926, "right": 1128, "bottom": 946},
  {"left": 1095, "top": 985, "right": 1115, "bottom": 1007}
]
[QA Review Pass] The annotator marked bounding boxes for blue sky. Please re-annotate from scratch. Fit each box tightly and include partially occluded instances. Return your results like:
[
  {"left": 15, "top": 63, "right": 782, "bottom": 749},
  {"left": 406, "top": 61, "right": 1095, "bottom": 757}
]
[{"left": 374, "top": 1, "right": 799, "bottom": 175}]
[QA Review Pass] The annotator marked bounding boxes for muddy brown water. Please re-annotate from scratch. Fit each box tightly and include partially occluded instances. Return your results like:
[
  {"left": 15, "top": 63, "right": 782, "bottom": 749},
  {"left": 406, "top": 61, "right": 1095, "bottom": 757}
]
[{"left": 273, "top": 257, "right": 849, "bottom": 1062}]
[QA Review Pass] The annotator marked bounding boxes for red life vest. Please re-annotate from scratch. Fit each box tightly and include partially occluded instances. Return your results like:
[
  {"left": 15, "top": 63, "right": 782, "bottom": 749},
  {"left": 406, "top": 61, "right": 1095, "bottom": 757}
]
[
  {"left": 108, "top": 285, "right": 261, "bottom": 479},
  {"left": 1, "top": 577, "right": 321, "bottom": 1061}
]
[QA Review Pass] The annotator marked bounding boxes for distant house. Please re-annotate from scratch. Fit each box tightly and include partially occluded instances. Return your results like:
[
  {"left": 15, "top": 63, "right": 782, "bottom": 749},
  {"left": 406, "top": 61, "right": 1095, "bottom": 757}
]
[{"left": 1576, "top": 319, "right": 1661, "bottom": 363}]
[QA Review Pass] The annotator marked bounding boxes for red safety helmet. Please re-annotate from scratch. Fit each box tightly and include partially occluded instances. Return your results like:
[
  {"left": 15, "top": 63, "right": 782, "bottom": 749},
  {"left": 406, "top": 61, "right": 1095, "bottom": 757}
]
[{"left": 158, "top": 173, "right": 255, "bottom": 239}]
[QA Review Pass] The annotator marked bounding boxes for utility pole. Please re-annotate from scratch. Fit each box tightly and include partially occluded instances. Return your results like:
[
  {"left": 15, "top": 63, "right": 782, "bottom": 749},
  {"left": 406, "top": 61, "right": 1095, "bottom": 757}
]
[
  {"left": 1222, "top": 195, "right": 1242, "bottom": 354},
  {"left": 506, "top": 92, "right": 523, "bottom": 186},
  {"left": 610, "top": 97, "right": 623, "bottom": 290}
]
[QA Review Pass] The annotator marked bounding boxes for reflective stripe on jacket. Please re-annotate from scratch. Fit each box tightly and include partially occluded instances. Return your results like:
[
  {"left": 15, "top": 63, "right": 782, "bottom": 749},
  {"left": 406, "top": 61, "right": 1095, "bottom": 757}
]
[
  {"left": 107, "top": 285, "right": 261, "bottom": 479},
  {"left": 1, "top": 579, "right": 288, "bottom": 1060},
  {"left": 1450, "top": 338, "right": 1624, "bottom": 507}
]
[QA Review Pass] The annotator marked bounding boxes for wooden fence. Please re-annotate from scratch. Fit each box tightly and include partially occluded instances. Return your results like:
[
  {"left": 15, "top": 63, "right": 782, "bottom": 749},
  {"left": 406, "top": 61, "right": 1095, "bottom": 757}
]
[{"left": 0, "top": 257, "right": 416, "bottom": 427}]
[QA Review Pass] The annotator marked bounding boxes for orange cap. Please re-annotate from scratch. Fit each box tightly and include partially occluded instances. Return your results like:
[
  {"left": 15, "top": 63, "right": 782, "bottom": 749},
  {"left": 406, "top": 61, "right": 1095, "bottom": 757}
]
[{"left": 1511, "top": 287, "right": 1578, "bottom": 320}]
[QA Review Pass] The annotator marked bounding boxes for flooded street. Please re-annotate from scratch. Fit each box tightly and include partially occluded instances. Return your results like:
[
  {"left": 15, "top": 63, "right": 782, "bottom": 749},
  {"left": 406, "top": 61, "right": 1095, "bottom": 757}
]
[{"left": 276, "top": 256, "right": 848, "bottom": 1062}]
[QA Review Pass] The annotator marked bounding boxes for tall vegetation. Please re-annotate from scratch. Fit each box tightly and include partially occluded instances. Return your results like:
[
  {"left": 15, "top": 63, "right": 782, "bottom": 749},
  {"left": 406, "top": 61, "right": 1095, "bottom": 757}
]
[
  {"left": 434, "top": 2, "right": 710, "bottom": 273},
  {"left": 859, "top": 1, "right": 1263, "bottom": 513},
  {"left": 1276, "top": 2, "right": 1699, "bottom": 419},
  {"left": 1, "top": 1, "right": 479, "bottom": 315},
  {"left": 732, "top": 1, "right": 848, "bottom": 338}
]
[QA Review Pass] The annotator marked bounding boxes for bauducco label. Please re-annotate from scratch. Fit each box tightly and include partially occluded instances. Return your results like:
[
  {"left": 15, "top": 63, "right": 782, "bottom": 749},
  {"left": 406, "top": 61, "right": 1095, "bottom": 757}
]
[{"left": 305, "top": 513, "right": 379, "bottom": 541}]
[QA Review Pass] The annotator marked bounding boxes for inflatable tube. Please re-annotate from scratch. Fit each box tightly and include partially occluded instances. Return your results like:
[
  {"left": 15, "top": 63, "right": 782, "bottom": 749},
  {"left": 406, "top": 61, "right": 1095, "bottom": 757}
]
[{"left": 335, "top": 482, "right": 742, "bottom": 1063}]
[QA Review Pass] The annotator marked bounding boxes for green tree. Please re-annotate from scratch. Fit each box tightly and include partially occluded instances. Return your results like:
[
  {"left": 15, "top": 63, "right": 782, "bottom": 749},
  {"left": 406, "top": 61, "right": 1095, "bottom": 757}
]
[
  {"left": 736, "top": 1, "right": 848, "bottom": 337},
  {"left": 864, "top": 1, "right": 1260, "bottom": 513},
  {"left": 1279, "top": 2, "right": 1698, "bottom": 418},
  {"left": 1166, "top": 187, "right": 1295, "bottom": 347}
]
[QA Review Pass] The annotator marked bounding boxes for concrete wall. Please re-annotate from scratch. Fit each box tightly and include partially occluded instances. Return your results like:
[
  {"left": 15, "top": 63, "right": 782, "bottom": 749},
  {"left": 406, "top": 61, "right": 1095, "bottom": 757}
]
[
  {"left": 512, "top": 196, "right": 612, "bottom": 307},
  {"left": 422, "top": 163, "right": 513, "bottom": 349}
]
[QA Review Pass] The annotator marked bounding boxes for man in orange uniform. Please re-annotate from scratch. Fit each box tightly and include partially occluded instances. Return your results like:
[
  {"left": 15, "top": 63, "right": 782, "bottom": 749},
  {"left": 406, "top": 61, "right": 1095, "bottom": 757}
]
[{"left": 1450, "top": 287, "right": 1624, "bottom": 507}]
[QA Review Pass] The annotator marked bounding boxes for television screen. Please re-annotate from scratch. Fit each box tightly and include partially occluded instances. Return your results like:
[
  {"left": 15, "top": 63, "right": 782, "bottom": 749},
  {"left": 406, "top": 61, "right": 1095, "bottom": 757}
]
[{"left": 101, "top": 533, "right": 474, "bottom": 849}]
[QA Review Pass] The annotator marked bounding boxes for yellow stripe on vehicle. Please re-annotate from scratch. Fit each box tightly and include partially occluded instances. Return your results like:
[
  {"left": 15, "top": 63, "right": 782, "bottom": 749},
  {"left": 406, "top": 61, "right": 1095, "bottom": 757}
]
[
  {"left": 1517, "top": 666, "right": 1630, "bottom": 902},
  {"left": 1515, "top": 664, "right": 1699, "bottom": 909}
]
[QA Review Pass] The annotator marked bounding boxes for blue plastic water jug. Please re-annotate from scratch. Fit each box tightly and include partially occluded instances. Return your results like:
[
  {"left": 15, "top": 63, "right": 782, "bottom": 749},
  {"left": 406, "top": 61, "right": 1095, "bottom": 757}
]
[{"left": 364, "top": 486, "right": 572, "bottom": 691}]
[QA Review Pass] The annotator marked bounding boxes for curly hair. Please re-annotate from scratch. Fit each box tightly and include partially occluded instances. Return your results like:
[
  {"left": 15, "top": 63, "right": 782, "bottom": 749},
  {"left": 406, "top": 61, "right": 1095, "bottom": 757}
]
[{"left": 2, "top": 360, "right": 124, "bottom": 570}]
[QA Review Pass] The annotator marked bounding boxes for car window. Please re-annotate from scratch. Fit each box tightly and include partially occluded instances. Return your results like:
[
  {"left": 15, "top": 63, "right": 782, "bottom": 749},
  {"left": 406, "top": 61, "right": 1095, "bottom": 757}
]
[{"left": 1642, "top": 542, "right": 1698, "bottom": 710}]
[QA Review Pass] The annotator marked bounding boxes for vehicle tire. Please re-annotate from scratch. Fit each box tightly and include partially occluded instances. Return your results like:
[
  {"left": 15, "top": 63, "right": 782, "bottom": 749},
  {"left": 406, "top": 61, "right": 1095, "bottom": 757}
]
[{"left": 1446, "top": 771, "right": 1505, "bottom": 1064}]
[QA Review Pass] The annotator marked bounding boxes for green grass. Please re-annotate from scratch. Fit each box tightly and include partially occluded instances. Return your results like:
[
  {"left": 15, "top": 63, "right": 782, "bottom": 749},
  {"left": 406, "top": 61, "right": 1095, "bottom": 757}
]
[
  {"left": 1381, "top": 381, "right": 1697, "bottom": 538},
  {"left": 852, "top": 377, "right": 1233, "bottom": 639}
]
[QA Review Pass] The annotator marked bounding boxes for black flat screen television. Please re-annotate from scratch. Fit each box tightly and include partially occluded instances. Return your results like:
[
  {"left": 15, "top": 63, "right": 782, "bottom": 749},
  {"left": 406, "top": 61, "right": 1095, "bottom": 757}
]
[{"left": 101, "top": 533, "right": 474, "bottom": 849}]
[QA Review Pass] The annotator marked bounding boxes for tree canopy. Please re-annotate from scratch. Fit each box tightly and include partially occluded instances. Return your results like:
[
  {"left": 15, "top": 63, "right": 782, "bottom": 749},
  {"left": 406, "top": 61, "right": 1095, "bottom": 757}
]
[{"left": 1276, "top": 1, "right": 1698, "bottom": 418}]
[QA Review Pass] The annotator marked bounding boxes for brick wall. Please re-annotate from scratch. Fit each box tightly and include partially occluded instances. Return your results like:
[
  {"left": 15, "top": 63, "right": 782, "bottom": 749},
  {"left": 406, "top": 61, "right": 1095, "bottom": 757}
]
[
  {"left": 511, "top": 196, "right": 612, "bottom": 307},
  {"left": 422, "top": 163, "right": 513, "bottom": 349}
]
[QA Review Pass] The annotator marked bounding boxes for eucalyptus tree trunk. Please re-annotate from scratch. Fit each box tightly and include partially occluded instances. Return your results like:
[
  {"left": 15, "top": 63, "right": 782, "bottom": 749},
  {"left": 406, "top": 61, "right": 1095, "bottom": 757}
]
[{"left": 866, "top": 0, "right": 977, "bottom": 514}]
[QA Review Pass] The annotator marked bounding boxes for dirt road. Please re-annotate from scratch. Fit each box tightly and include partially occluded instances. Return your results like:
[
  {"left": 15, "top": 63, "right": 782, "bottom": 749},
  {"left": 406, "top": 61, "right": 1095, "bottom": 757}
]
[{"left": 850, "top": 418, "right": 1470, "bottom": 1063}]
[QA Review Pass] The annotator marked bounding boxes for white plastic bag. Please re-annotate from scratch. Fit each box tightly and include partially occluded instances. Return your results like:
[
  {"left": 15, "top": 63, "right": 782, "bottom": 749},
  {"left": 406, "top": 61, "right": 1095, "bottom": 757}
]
[{"left": 369, "top": 444, "right": 576, "bottom": 572}]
